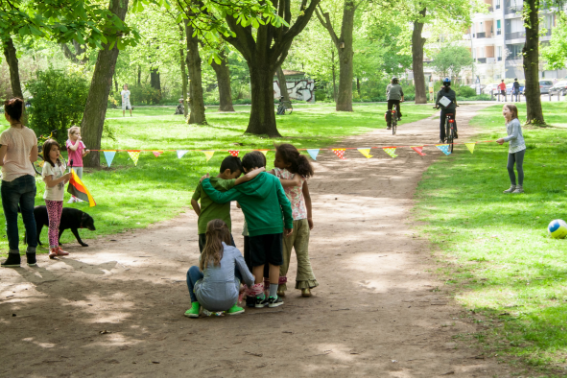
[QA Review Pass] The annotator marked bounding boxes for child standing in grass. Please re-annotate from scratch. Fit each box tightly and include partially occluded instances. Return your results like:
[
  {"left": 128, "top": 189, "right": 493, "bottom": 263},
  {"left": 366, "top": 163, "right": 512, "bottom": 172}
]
[
  {"left": 497, "top": 104, "right": 526, "bottom": 194},
  {"left": 42, "top": 139, "right": 71, "bottom": 259},
  {"left": 185, "top": 219, "right": 255, "bottom": 318},
  {"left": 201, "top": 151, "right": 293, "bottom": 308},
  {"left": 191, "top": 156, "right": 264, "bottom": 252},
  {"left": 271, "top": 144, "right": 318, "bottom": 298},
  {"left": 66, "top": 126, "right": 89, "bottom": 203}
]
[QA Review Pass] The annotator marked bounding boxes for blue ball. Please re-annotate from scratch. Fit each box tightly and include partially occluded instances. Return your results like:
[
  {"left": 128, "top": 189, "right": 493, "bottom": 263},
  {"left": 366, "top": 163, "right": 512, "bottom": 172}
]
[{"left": 548, "top": 219, "right": 567, "bottom": 239}]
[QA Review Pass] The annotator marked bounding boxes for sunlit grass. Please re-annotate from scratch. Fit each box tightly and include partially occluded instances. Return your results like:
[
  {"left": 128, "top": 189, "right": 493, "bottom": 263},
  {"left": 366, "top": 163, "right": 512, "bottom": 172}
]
[{"left": 415, "top": 102, "right": 567, "bottom": 375}]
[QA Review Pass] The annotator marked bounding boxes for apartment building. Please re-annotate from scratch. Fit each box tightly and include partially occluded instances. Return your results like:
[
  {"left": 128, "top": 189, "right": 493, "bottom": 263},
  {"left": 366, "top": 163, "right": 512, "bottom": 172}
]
[{"left": 465, "top": 0, "right": 567, "bottom": 82}]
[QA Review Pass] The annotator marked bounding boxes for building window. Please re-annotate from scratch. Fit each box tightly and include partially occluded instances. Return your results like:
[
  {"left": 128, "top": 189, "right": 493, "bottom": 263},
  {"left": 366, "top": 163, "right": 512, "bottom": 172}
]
[{"left": 496, "top": 0, "right": 501, "bottom": 8}]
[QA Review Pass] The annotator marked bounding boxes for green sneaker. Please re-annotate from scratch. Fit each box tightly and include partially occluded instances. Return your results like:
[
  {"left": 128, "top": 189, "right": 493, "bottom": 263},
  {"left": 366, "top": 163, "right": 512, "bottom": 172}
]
[
  {"left": 226, "top": 304, "right": 245, "bottom": 316},
  {"left": 184, "top": 302, "right": 200, "bottom": 318}
]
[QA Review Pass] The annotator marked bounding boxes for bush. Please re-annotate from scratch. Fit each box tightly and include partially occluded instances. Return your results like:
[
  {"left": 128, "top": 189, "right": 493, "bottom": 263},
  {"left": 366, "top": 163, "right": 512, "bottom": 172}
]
[
  {"left": 457, "top": 94, "right": 495, "bottom": 101},
  {"left": 26, "top": 68, "right": 89, "bottom": 144},
  {"left": 455, "top": 85, "right": 476, "bottom": 97},
  {"left": 315, "top": 89, "right": 327, "bottom": 102},
  {"left": 129, "top": 85, "right": 161, "bottom": 105}
]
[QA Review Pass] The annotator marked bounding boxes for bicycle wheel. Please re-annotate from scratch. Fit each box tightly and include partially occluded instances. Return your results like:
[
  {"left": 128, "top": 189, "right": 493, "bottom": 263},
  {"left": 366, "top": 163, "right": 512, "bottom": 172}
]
[
  {"left": 392, "top": 117, "right": 397, "bottom": 135},
  {"left": 446, "top": 124, "right": 454, "bottom": 152}
]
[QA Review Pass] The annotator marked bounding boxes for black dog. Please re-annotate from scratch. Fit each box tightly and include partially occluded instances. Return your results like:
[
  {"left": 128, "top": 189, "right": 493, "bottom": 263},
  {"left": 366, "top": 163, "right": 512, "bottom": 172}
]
[{"left": 26, "top": 206, "right": 96, "bottom": 247}]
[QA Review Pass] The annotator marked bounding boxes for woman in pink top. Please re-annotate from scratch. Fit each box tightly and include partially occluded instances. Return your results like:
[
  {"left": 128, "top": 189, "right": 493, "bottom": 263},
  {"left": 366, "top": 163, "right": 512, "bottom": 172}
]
[
  {"left": 0, "top": 98, "right": 39, "bottom": 268},
  {"left": 66, "top": 126, "right": 90, "bottom": 203}
]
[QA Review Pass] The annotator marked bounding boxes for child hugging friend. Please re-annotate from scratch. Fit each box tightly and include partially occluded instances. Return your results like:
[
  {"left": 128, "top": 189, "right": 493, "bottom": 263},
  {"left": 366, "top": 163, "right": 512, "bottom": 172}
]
[
  {"left": 185, "top": 219, "right": 255, "bottom": 318},
  {"left": 201, "top": 151, "right": 293, "bottom": 308},
  {"left": 66, "top": 126, "right": 89, "bottom": 203},
  {"left": 271, "top": 144, "right": 318, "bottom": 297},
  {"left": 42, "top": 140, "right": 72, "bottom": 259}
]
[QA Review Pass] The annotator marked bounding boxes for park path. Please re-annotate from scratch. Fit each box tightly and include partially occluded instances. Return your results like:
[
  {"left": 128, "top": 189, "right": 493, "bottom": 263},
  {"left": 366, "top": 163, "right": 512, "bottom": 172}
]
[{"left": 0, "top": 104, "right": 516, "bottom": 378}]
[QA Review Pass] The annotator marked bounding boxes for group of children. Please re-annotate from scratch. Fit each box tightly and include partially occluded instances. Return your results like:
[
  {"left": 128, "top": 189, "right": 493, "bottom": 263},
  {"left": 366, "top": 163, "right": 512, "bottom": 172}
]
[
  {"left": 41, "top": 127, "right": 89, "bottom": 259},
  {"left": 186, "top": 144, "right": 317, "bottom": 317}
]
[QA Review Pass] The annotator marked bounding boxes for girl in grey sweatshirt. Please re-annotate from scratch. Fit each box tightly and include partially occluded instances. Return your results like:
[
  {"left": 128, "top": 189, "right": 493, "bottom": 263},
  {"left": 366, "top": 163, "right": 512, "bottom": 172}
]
[
  {"left": 185, "top": 219, "right": 255, "bottom": 318},
  {"left": 497, "top": 104, "right": 526, "bottom": 194}
]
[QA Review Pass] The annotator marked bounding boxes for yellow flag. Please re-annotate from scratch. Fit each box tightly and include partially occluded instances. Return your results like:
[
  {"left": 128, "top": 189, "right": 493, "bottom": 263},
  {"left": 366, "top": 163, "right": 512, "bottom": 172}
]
[
  {"left": 357, "top": 148, "right": 373, "bottom": 158},
  {"left": 127, "top": 150, "right": 140, "bottom": 166},
  {"left": 383, "top": 147, "right": 398, "bottom": 158},
  {"left": 465, "top": 143, "right": 476, "bottom": 154},
  {"left": 258, "top": 150, "right": 269, "bottom": 157},
  {"left": 203, "top": 151, "right": 215, "bottom": 162}
]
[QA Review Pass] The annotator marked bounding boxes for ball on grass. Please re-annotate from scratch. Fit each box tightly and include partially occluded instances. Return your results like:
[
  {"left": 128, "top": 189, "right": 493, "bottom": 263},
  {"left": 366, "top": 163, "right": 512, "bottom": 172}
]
[{"left": 548, "top": 219, "right": 567, "bottom": 239}]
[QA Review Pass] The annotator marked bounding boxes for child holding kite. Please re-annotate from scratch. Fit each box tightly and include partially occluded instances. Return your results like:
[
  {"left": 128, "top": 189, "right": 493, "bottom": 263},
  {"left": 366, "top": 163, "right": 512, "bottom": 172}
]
[
  {"left": 42, "top": 139, "right": 72, "bottom": 259},
  {"left": 66, "top": 126, "right": 90, "bottom": 203},
  {"left": 271, "top": 144, "right": 318, "bottom": 298}
]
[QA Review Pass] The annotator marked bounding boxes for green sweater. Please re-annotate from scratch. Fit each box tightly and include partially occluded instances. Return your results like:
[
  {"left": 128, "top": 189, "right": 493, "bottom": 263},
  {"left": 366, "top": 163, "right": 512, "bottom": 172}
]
[
  {"left": 192, "top": 177, "right": 236, "bottom": 234},
  {"left": 202, "top": 172, "right": 293, "bottom": 237}
]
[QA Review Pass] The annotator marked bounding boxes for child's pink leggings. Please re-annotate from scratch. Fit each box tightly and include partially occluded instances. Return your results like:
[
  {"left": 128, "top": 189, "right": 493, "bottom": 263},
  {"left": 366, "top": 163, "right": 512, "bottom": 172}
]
[{"left": 45, "top": 200, "right": 63, "bottom": 248}]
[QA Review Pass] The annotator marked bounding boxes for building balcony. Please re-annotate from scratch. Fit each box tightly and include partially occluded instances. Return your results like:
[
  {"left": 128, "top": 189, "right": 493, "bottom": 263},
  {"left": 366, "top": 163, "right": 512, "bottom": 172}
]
[
  {"left": 506, "top": 58, "right": 523, "bottom": 66},
  {"left": 506, "top": 31, "right": 526, "bottom": 40},
  {"left": 477, "top": 32, "right": 486, "bottom": 38},
  {"left": 497, "top": 29, "right": 502, "bottom": 35},
  {"left": 477, "top": 58, "right": 487, "bottom": 63}
]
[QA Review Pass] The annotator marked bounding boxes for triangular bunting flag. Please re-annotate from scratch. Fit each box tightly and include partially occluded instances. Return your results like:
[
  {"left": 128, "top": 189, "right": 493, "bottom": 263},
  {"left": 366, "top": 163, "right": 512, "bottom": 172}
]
[
  {"left": 258, "top": 150, "right": 269, "bottom": 157},
  {"left": 152, "top": 151, "right": 163, "bottom": 157},
  {"left": 307, "top": 149, "right": 320, "bottom": 161},
  {"left": 332, "top": 149, "right": 346, "bottom": 160},
  {"left": 203, "top": 151, "right": 214, "bottom": 162},
  {"left": 382, "top": 147, "right": 398, "bottom": 158},
  {"left": 436, "top": 144, "right": 452, "bottom": 156},
  {"left": 411, "top": 146, "right": 426, "bottom": 156},
  {"left": 127, "top": 150, "right": 141, "bottom": 166},
  {"left": 177, "top": 150, "right": 189, "bottom": 159},
  {"left": 465, "top": 143, "right": 476, "bottom": 154},
  {"left": 357, "top": 148, "right": 373, "bottom": 158},
  {"left": 228, "top": 150, "right": 239, "bottom": 157},
  {"left": 103, "top": 151, "right": 116, "bottom": 167}
]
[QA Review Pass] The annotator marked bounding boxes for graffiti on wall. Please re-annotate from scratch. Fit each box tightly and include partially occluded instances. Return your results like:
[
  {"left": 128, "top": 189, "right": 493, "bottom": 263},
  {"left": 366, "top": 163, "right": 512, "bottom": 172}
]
[{"left": 273, "top": 79, "right": 315, "bottom": 103}]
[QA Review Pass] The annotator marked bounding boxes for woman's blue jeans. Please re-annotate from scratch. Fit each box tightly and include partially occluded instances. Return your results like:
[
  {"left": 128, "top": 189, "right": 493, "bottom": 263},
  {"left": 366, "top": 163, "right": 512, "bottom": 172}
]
[{"left": 1, "top": 175, "right": 37, "bottom": 252}]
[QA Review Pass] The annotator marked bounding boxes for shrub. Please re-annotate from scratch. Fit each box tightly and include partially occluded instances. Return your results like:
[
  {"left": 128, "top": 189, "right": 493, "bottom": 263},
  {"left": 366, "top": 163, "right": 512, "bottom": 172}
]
[
  {"left": 455, "top": 85, "right": 476, "bottom": 97},
  {"left": 26, "top": 68, "right": 89, "bottom": 144},
  {"left": 129, "top": 85, "right": 161, "bottom": 105}
]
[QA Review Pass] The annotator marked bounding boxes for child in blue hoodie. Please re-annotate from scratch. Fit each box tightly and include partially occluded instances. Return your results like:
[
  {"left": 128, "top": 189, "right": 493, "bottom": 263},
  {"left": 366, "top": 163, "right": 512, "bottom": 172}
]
[{"left": 201, "top": 151, "right": 293, "bottom": 308}]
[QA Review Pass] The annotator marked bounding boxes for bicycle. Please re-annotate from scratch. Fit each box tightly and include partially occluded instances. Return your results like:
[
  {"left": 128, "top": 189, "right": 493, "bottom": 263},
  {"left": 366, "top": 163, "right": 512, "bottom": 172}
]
[
  {"left": 385, "top": 108, "right": 399, "bottom": 135},
  {"left": 276, "top": 99, "right": 293, "bottom": 115},
  {"left": 443, "top": 113, "right": 456, "bottom": 153}
]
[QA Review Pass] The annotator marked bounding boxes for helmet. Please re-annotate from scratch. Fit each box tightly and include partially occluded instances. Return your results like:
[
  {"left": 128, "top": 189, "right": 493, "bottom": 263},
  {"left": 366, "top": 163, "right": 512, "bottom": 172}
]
[{"left": 443, "top": 78, "right": 451, "bottom": 86}]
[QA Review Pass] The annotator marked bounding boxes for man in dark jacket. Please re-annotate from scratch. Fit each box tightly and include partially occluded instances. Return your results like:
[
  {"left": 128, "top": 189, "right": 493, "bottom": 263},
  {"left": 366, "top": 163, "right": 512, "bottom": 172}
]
[
  {"left": 435, "top": 78, "right": 458, "bottom": 143},
  {"left": 512, "top": 78, "right": 520, "bottom": 102}
]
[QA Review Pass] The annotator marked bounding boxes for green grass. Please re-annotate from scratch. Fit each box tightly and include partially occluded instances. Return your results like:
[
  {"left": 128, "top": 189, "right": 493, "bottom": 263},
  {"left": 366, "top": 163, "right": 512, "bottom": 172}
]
[
  {"left": 1, "top": 102, "right": 435, "bottom": 254},
  {"left": 415, "top": 102, "right": 567, "bottom": 376}
]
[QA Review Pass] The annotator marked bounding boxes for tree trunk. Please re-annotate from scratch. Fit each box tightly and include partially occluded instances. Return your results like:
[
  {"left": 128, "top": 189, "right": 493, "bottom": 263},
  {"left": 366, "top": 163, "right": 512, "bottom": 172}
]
[
  {"left": 332, "top": 48, "right": 337, "bottom": 102},
  {"left": 178, "top": 26, "right": 189, "bottom": 117},
  {"left": 356, "top": 77, "right": 361, "bottom": 96},
  {"left": 276, "top": 66, "right": 291, "bottom": 103},
  {"left": 211, "top": 51, "right": 235, "bottom": 112},
  {"left": 60, "top": 41, "right": 87, "bottom": 64},
  {"left": 184, "top": 19, "right": 206, "bottom": 124},
  {"left": 2, "top": 37, "right": 23, "bottom": 99},
  {"left": 114, "top": 74, "right": 118, "bottom": 94},
  {"left": 412, "top": 8, "right": 428, "bottom": 104},
  {"left": 246, "top": 64, "right": 280, "bottom": 137},
  {"left": 137, "top": 65, "right": 141, "bottom": 86},
  {"left": 81, "top": 0, "right": 129, "bottom": 168},
  {"left": 523, "top": 0, "right": 544, "bottom": 124},
  {"left": 150, "top": 69, "right": 161, "bottom": 90}
]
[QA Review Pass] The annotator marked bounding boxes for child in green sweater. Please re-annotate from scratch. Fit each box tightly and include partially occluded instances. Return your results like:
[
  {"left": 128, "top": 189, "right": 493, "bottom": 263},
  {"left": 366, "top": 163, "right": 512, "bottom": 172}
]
[
  {"left": 201, "top": 151, "right": 293, "bottom": 308},
  {"left": 191, "top": 156, "right": 264, "bottom": 252}
]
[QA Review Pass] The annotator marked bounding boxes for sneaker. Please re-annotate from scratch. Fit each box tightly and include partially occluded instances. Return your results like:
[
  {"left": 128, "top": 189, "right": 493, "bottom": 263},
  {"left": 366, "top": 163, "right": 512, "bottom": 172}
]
[
  {"left": 68, "top": 197, "right": 76, "bottom": 204},
  {"left": 503, "top": 185, "right": 516, "bottom": 194},
  {"left": 301, "top": 288, "right": 312, "bottom": 297},
  {"left": 1, "top": 253, "right": 21, "bottom": 268},
  {"left": 26, "top": 253, "right": 37, "bottom": 267},
  {"left": 255, "top": 295, "right": 267, "bottom": 308},
  {"left": 267, "top": 296, "right": 284, "bottom": 308},
  {"left": 184, "top": 302, "right": 200, "bottom": 318},
  {"left": 226, "top": 304, "right": 245, "bottom": 316},
  {"left": 512, "top": 185, "right": 524, "bottom": 194},
  {"left": 246, "top": 296, "right": 256, "bottom": 308},
  {"left": 55, "top": 247, "right": 69, "bottom": 256}
]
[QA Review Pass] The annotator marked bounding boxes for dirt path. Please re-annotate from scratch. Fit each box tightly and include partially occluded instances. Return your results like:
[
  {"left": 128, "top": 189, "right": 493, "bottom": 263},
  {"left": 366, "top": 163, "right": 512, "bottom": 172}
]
[{"left": 1, "top": 104, "right": 514, "bottom": 378}]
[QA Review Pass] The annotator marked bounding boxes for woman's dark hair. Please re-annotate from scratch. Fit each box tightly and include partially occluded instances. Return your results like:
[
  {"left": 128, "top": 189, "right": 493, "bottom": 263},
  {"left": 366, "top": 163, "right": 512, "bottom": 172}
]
[
  {"left": 392, "top": 78, "right": 399, "bottom": 85},
  {"left": 242, "top": 151, "right": 266, "bottom": 171},
  {"left": 504, "top": 104, "right": 519, "bottom": 120},
  {"left": 200, "top": 219, "right": 231, "bottom": 271},
  {"left": 276, "top": 144, "right": 314, "bottom": 178},
  {"left": 43, "top": 139, "right": 62, "bottom": 167},
  {"left": 4, "top": 98, "right": 24, "bottom": 124}
]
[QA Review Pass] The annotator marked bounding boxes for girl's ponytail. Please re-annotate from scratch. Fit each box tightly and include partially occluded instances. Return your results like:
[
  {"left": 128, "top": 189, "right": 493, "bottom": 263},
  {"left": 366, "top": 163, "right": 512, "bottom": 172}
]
[
  {"left": 276, "top": 144, "right": 314, "bottom": 178},
  {"left": 200, "top": 219, "right": 231, "bottom": 271}
]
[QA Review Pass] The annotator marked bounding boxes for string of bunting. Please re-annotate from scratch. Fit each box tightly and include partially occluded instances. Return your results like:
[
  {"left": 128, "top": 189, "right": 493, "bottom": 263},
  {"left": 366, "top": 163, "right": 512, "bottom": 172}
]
[{"left": 93, "top": 140, "right": 489, "bottom": 167}]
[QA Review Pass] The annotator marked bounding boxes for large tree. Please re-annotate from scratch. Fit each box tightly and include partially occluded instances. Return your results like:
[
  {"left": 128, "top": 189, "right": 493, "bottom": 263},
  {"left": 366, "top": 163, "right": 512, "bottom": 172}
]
[
  {"left": 211, "top": 48, "right": 235, "bottom": 112},
  {"left": 82, "top": 0, "right": 134, "bottom": 167},
  {"left": 430, "top": 44, "right": 474, "bottom": 82}
]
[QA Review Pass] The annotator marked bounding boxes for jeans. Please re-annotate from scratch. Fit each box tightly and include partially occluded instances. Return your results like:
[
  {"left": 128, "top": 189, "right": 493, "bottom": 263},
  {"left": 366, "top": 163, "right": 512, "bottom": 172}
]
[
  {"left": 186, "top": 266, "right": 204, "bottom": 303},
  {"left": 439, "top": 109, "right": 457, "bottom": 141},
  {"left": 1, "top": 175, "right": 37, "bottom": 252},
  {"left": 507, "top": 149, "right": 525, "bottom": 186}
]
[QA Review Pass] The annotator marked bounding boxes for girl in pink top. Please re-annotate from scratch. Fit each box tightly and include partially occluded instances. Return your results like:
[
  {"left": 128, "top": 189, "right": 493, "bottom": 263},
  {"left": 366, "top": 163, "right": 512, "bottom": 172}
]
[
  {"left": 271, "top": 144, "right": 318, "bottom": 298},
  {"left": 66, "top": 126, "right": 90, "bottom": 203}
]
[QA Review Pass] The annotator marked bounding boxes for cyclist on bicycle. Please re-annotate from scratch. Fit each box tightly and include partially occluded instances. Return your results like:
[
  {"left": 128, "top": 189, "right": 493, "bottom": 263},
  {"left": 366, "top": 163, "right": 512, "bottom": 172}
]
[
  {"left": 435, "top": 78, "right": 458, "bottom": 143},
  {"left": 386, "top": 77, "right": 404, "bottom": 130}
]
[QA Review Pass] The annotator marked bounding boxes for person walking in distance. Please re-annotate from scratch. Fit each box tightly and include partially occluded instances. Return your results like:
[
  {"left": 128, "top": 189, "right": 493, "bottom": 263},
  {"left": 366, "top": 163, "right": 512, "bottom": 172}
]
[
  {"left": 121, "top": 84, "right": 132, "bottom": 117},
  {"left": 498, "top": 80, "right": 507, "bottom": 102},
  {"left": 512, "top": 78, "right": 520, "bottom": 102}
]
